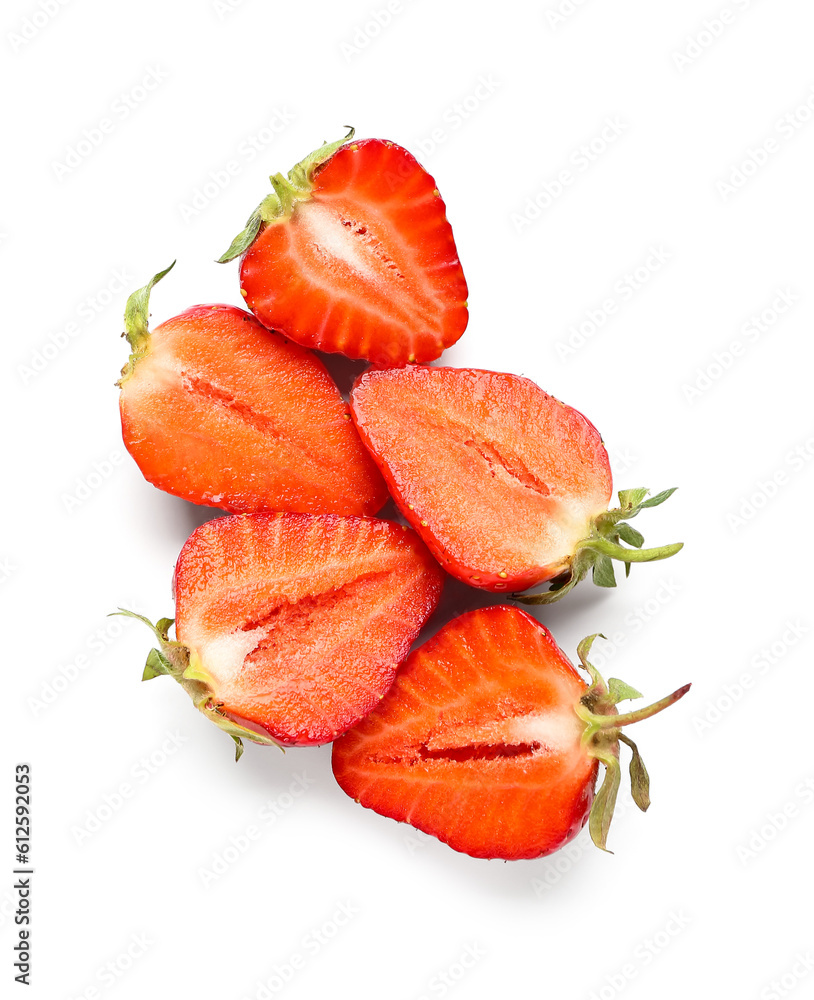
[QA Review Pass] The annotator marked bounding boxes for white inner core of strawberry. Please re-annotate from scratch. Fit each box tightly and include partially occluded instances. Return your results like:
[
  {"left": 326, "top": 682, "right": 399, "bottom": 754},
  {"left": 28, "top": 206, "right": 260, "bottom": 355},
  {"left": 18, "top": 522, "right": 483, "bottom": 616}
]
[
  {"left": 300, "top": 202, "right": 396, "bottom": 288},
  {"left": 200, "top": 628, "right": 270, "bottom": 684},
  {"left": 420, "top": 709, "right": 584, "bottom": 761}
]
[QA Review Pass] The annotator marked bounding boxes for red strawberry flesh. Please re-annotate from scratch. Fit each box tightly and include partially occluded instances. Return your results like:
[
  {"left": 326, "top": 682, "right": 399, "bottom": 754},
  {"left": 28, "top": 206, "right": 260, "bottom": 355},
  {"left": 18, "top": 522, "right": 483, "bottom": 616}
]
[
  {"left": 350, "top": 366, "right": 613, "bottom": 591},
  {"left": 120, "top": 302, "right": 388, "bottom": 515},
  {"left": 332, "top": 605, "right": 597, "bottom": 860},
  {"left": 238, "top": 138, "right": 469, "bottom": 367},
  {"left": 174, "top": 512, "right": 444, "bottom": 746}
]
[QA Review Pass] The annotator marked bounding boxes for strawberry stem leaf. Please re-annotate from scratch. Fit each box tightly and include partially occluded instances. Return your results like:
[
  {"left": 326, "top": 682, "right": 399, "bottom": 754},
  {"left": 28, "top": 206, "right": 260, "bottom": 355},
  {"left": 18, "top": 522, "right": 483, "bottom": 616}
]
[
  {"left": 616, "top": 523, "right": 644, "bottom": 548},
  {"left": 113, "top": 609, "right": 284, "bottom": 757},
  {"left": 576, "top": 632, "right": 605, "bottom": 668},
  {"left": 218, "top": 127, "right": 355, "bottom": 263},
  {"left": 200, "top": 701, "right": 284, "bottom": 759},
  {"left": 591, "top": 554, "right": 616, "bottom": 588},
  {"left": 607, "top": 678, "right": 642, "bottom": 703},
  {"left": 588, "top": 745, "right": 620, "bottom": 853},
  {"left": 573, "top": 636, "right": 690, "bottom": 851},
  {"left": 619, "top": 733, "right": 651, "bottom": 812},
  {"left": 121, "top": 262, "right": 175, "bottom": 365},
  {"left": 143, "top": 648, "right": 174, "bottom": 681},
  {"left": 217, "top": 209, "right": 264, "bottom": 264},
  {"left": 111, "top": 608, "right": 176, "bottom": 647},
  {"left": 288, "top": 126, "right": 355, "bottom": 190},
  {"left": 514, "top": 487, "right": 683, "bottom": 605},
  {"left": 639, "top": 487, "right": 678, "bottom": 509}
]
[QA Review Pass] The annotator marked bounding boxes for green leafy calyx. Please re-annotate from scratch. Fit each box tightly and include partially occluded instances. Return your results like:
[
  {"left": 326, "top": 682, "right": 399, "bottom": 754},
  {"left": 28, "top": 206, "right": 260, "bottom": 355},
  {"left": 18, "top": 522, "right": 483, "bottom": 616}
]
[
  {"left": 217, "top": 127, "right": 355, "bottom": 263},
  {"left": 515, "top": 487, "right": 683, "bottom": 605},
  {"left": 573, "top": 633, "right": 690, "bottom": 852},
  {"left": 117, "top": 262, "right": 175, "bottom": 385},
  {"left": 110, "top": 608, "right": 283, "bottom": 761}
]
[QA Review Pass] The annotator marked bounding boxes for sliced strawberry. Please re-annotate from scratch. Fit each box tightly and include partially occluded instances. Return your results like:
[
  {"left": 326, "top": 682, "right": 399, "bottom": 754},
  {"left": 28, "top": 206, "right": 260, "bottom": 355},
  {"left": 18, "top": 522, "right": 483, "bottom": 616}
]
[
  {"left": 219, "top": 130, "right": 469, "bottom": 367},
  {"left": 350, "top": 366, "right": 682, "bottom": 602},
  {"left": 332, "top": 606, "right": 690, "bottom": 860},
  {"left": 118, "top": 264, "right": 387, "bottom": 516},
  {"left": 122, "top": 512, "right": 444, "bottom": 753}
]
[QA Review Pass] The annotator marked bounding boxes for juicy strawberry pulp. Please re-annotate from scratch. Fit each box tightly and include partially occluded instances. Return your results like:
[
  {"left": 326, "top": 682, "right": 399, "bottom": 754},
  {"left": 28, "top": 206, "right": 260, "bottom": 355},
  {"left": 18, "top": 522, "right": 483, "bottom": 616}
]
[
  {"left": 239, "top": 139, "right": 469, "bottom": 367},
  {"left": 350, "top": 366, "right": 613, "bottom": 591},
  {"left": 120, "top": 303, "right": 387, "bottom": 515},
  {"left": 174, "top": 512, "right": 444, "bottom": 746},
  {"left": 332, "top": 606, "right": 596, "bottom": 860}
]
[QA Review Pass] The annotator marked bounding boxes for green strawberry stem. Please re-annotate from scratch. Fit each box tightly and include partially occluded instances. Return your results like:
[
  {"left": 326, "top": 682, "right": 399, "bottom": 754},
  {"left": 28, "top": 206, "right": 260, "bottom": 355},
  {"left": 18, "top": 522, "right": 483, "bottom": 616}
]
[
  {"left": 118, "top": 262, "right": 175, "bottom": 385},
  {"left": 577, "top": 536, "right": 683, "bottom": 563},
  {"left": 514, "top": 486, "right": 683, "bottom": 605},
  {"left": 572, "top": 633, "right": 690, "bottom": 852},
  {"left": 111, "top": 609, "right": 283, "bottom": 761},
  {"left": 217, "top": 127, "right": 355, "bottom": 263}
]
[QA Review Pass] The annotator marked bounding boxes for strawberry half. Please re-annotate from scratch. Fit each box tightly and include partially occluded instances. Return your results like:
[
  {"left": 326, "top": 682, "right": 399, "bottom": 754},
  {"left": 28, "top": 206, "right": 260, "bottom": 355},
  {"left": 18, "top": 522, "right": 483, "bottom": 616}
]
[
  {"left": 119, "top": 512, "right": 444, "bottom": 756},
  {"left": 218, "top": 129, "right": 469, "bottom": 367},
  {"left": 118, "top": 263, "right": 387, "bottom": 515},
  {"left": 350, "top": 365, "right": 683, "bottom": 602},
  {"left": 333, "top": 606, "right": 689, "bottom": 860}
]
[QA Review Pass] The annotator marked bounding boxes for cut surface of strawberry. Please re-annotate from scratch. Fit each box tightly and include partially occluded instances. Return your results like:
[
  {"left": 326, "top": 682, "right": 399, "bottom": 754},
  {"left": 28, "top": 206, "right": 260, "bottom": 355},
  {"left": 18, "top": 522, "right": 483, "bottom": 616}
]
[
  {"left": 332, "top": 606, "right": 689, "bottom": 860},
  {"left": 118, "top": 264, "right": 387, "bottom": 515},
  {"left": 350, "top": 366, "right": 682, "bottom": 601},
  {"left": 219, "top": 131, "right": 469, "bottom": 367},
  {"left": 121, "top": 512, "right": 444, "bottom": 753}
]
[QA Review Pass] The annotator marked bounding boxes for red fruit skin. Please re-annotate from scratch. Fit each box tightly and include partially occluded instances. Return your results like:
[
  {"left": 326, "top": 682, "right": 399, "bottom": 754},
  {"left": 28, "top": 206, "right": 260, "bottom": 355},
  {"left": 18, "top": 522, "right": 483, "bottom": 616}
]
[
  {"left": 174, "top": 512, "right": 444, "bottom": 747},
  {"left": 350, "top": 366, "right": 613, "bottom": 592},
  {"left": 119, "top": 304, "right": 388, "bottom": 516},
  {"left": 239, "top": 139, "right": 469, "bottom": 367},
  {"left": 333, "top": 606, "right": 597, "bottom": 860}
]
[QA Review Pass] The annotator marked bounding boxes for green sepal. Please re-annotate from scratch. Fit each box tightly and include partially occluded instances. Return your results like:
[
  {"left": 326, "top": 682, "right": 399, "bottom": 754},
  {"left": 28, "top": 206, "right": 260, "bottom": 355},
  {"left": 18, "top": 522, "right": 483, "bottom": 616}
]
[
  {"left": 513, "top": 486, "right": 683, "bottom": 606},
  {"left": 143, "top": 648, "right": 174, "bottom": 681},
  {"left": 616, "top": 487, "right": 649, "bottom": 510},
  {"left": 217, "top": 127, "right": 355, "bottom": 263},
  {"left": 639, "top": 487, "right": 678, "bottom": 509},
  {"left": 288, "top": 126, "right": 354, "bottom": 190},
  {"left": 112, "top": 608, "right": 178, "bottom": 648},
  {"left": 113, "top": 608, "right": 285, "bottom": 760},
  {"left": 592, "top": 555, "right": 616, "bottom": 588},
  {"left": 588, "top": 746, "right": 621, "bottom": 853},
  {"left": 619, "top": 733, "right": 651, "bottom": 812},
  {"left": 577, "top": 633, "right": 605, "bottom": 669},
  {"left": 118, "top": 262, "right": 175, "bottom": 385},
  {"left": 616, "top": 523, "right": 644, "bottom": 548},
  {"left": 216, "top": 208, "right": 264, "bottom": 264},
  {"left": 608, "top": 678, "right": 642, "bottom": 704},
  {"left": 199, "top": 700, "right": 285, "bottom": 760},
  {"left": 573, "top": 635, "right": 690, "bottom": 852}
]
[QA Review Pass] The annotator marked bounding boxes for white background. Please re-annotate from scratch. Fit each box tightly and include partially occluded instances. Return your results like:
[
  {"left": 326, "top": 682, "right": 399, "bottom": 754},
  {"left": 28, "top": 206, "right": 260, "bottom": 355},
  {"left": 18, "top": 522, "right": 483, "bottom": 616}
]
[{"left": 3, "top": 1, "right": 814, "bottom": 998}]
